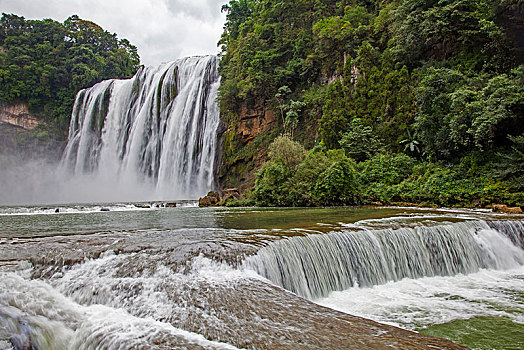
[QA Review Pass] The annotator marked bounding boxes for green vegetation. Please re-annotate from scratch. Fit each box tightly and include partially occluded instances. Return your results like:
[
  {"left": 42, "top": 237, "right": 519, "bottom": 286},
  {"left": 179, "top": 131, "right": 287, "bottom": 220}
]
[
  {"left": 0, "top": 13, "right": 140, "bottom": 132},
  {"left": 219, "top": 0, "right": 524, "bottom": 207},
  {"left": 252, "top": 136, "right": 512, "bottom": 207}
]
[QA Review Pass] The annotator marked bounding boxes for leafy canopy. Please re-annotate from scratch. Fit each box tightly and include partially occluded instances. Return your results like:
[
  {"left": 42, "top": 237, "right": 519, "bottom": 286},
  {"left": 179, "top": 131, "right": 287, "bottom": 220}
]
[{"left": 0, "top": 13, "right": 140, "bottom": 132}]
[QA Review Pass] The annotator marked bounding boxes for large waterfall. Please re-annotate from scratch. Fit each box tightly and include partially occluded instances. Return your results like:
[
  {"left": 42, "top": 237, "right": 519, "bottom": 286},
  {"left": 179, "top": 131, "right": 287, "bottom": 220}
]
[
  {"left": 60, "top": 55, "right": 221, "bottom": 201},
  {"left": 244, "top": 220, "right": 524, "bottom": 299}
]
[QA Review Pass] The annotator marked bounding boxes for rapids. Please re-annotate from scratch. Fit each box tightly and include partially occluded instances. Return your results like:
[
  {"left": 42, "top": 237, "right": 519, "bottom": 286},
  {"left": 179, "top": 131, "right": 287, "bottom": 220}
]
[{"left": 1, "top": 206, "right": 522, "bottom": 349}]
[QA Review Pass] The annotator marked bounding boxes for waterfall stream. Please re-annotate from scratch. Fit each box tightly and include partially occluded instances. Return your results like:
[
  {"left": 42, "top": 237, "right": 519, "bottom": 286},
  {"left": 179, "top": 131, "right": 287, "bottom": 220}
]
[
  {"left": 60, "top": 55, "right": 221, "bottom": 201},
  {"left": 244, "top": 220, "right": 524, "bottom": 299}
]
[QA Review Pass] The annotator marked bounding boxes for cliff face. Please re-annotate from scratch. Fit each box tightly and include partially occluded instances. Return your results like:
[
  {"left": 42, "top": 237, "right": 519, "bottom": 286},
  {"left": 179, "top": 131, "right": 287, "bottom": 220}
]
[
  {"left": 0, "top": 102, "right": 43, "bottom": 130},
  {"left": 220, "top": 103, "right": 279, "bottom": 192},
  {"left": 498, "top": 0, "right": 524, "bottom": 64},
  {"left": 236, "top": 104, "right": 278, "bottom": 144},
  {"left": 0, "top": 102, "right": 64, "bottom": 161}
]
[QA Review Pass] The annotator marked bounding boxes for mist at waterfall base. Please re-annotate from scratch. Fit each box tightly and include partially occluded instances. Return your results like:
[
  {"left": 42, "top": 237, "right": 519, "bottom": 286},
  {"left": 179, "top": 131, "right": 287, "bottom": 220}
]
[
  {"left": 0, "top": 154, "right": 152, "bottom": 205},
  {"left": 0, "top": 55, "right": 220, "bottom": 206}
]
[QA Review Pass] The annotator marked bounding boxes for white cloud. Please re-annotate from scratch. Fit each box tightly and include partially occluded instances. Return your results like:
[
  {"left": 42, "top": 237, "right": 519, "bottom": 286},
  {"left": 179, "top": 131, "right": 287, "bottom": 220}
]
[{"left": 0, "top": 0, "right": 227, "bottom": 66}]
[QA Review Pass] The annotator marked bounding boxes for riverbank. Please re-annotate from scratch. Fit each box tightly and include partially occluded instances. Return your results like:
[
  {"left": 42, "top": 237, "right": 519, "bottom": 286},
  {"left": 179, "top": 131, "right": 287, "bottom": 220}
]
[
  {"left": 200, "top": 189, "right": 524, "bottom": 216},
  {"left": 216, "top": 134, "right": 524, "bottom": 211}
]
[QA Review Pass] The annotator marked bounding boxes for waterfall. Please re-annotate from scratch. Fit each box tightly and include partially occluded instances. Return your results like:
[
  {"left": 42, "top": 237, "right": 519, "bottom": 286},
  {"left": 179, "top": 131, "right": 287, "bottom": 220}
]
[
  {"left": 487, "top": 220, "right": 524, "bottom": 249},
  {"left": 244, "top": 220, "right": 524, "bottom": 299},
  {"left": 60, "top": 55, "right": 221, "bottom": 200}
]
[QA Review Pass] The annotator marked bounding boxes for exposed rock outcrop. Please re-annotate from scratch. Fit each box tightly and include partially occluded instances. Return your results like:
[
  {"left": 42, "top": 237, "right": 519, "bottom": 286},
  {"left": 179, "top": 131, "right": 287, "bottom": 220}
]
[
  {"left": 199, "top": 189, "right": 241, "bottom": 207},
  {"left": 220, "top": 188, "right": 241, "bottom": 205},
  {"left": 219, "top": 102, "right": 280, "bottom": 194},
  {"left": 0, "top": 114, "right": 64, "bottom": 161},
  {"left": 490, "top": 204, "right": 524, "bottom": 214},
  {"left": 0, "top": 102, "right": 42, "bottom": 130},
  {"left": 199, "top": 191, "right": 221, "bottom": 207},
  {"left": 237, "top": 104, "right": 278, "bottom": 144}
]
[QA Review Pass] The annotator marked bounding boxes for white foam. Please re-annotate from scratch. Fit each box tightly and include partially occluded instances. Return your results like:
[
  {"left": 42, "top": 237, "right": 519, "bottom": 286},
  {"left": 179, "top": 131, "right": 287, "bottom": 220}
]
[
  {"left": 0, "top": 203, "right": 153, "bottom": 216},
  {"left": 316, "top": 266, "right": 524, "bottom": 329},
  {"left": 0, "top": 271, "right": 239, "bottom": 349}
]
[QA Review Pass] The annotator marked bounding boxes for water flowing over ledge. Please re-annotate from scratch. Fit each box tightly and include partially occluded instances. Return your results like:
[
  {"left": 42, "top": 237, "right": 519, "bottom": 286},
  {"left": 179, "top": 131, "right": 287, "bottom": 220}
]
[
  {"left": 244, "top": 220, "right": 524, "bottom": 299},
  {"left": 60, "top": 55, "right": 221, "bottom": 201},
  {"left": 4, "top": 208, "right": 513, "bottom": 349}
]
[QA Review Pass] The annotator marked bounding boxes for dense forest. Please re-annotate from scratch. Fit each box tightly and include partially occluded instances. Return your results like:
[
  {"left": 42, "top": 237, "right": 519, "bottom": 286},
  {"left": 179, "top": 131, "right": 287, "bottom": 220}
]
[
  {"left": 0, "top": 13, "right": 140, "bottom": 132},
  {"left": 218, "top": 0, "right": 524, "bottom": 208}
]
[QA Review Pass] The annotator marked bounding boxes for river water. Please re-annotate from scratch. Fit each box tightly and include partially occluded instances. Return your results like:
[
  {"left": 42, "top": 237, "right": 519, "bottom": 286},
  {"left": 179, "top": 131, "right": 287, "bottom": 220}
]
[{"left": 0, "top": 205, "right": 522, "bottom": 349}]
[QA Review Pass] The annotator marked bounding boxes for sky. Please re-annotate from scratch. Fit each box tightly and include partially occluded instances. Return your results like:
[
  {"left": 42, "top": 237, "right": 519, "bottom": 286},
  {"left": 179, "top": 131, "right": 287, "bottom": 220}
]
[{"left": 0, "top": 0, "right": 228, "bottom": 66}]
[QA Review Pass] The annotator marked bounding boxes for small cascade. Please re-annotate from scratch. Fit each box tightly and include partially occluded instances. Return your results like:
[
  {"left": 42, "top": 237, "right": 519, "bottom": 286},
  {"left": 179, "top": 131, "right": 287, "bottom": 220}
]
[
  {"left": 244, "top": 220, "right": 524, "bottom": 299},
  {"left": 60, "top": 55, "right": 221, "bottom": 200},
  {"left": 487, "top": 220, "right": 524, "bottom": 249}
]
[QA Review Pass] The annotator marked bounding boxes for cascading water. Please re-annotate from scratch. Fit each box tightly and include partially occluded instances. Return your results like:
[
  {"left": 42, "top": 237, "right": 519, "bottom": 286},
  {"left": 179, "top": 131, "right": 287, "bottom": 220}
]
[
  {"left": 1, "top": 207, "right": 522, "bottom": 349},
  {"left": 244, "top": 220, "right": 524, "bottom": 299},
  {"left": 60, "top": 55, "right": 221, "bottom": 201}
]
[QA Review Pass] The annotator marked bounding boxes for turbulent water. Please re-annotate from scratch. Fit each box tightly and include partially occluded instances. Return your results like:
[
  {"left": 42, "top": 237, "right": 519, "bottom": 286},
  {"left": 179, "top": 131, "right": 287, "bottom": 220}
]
[
  {"left": 0, "top": 206, "right": 523, "bottom": 349},
  {"left": 244, "top": 220, "right": 524, "bottom": 299}
]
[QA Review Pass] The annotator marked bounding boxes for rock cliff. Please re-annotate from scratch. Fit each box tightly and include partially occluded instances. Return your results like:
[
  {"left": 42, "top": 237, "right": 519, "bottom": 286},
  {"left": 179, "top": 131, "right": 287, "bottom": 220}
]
[
  {"left": 497, "top": 0, "right": 524, "bottom": 64},
  {"left": 0, "top": 102, "right": 64, "bottom": 160},
  {"left": 220, "top": 102, "right": 279, "bottom": 192},
  {"left": 236, "top": 104, "right": 278, "bottom": 144},
  {"left": 0, "top": 102, "right": 42, "bottom": 130}
]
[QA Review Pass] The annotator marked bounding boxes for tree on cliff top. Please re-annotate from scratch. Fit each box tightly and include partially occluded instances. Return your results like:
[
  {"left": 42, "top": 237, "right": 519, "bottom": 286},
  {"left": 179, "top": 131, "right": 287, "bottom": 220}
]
[{"left": 0, "top": 13, "right": 140, "bottom": 134}]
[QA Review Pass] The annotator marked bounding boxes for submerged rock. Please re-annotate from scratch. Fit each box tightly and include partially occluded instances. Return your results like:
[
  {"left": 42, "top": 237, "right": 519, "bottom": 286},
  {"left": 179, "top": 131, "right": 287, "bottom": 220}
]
[{"left": 134, "top": 203, "right": 150, "bottom": 209}]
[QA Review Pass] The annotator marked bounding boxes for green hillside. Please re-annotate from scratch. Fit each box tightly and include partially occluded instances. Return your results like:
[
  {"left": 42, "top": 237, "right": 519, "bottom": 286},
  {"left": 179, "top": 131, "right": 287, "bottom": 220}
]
[
  {"left": 0, "top": 13, "right": 140, "bottom": 133},
  {"left": 218, "top": 0, "right": 524, "bottom": 208}
]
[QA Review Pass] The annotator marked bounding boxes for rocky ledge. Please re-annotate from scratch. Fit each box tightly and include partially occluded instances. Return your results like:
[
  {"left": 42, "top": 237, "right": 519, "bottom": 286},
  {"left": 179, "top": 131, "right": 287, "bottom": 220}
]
[
  {"left": 0, "top": 102, "right": 42, "bottom": 130},
  {"left": 489, "top": 204, "right": 524, "bottom": 214},
  {"left": 199, "top": 189, "right": 241, "bottom": 207}
]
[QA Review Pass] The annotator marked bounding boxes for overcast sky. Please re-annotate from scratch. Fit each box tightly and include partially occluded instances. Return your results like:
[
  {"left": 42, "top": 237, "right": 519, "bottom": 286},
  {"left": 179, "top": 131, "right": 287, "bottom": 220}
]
[{"left": 0, "top": 0, "right": 228, "bottom": 66}]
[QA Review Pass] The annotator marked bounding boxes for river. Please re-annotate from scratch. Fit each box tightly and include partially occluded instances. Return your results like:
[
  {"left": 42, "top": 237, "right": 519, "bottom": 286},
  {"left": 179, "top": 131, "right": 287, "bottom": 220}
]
[{"left": 0, "top": 204, "right": 522, "bottom": 349}]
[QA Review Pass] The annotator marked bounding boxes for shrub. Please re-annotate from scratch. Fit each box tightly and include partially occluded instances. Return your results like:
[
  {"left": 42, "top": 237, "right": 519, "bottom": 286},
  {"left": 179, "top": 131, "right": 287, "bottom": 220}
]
[
  {"left": 359, "top": 153, "right": 415, "bottom": 186},
  {"left": 268, "top": 135, "right": 306, "bottom": 168},
  {"left": 313, "top": 157, "right": 359, "bottom": 205}
]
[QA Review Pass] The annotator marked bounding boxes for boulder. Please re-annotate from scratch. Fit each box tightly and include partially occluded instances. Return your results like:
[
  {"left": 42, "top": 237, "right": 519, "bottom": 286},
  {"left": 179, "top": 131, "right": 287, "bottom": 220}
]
[
  {"left": 207, "top": 191, "right": 220, "bottom": 199},
  {"left": 491, "top": 204, "right": 523, "bottom": 214},
  {"left": 199, "top": 196, "right": 213, "bottom": 207},
  {"left": 199, "top": 191, "right": 221, "bottom": 207},
  {"left": 199, "top": 189, "right": 243, "bottom": 207}
]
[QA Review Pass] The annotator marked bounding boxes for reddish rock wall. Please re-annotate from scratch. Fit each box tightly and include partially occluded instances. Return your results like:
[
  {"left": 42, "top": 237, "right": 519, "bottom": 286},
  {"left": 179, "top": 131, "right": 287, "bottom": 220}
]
[{"left": 236, "top": 103, "right": 278, "bottom": 144}]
